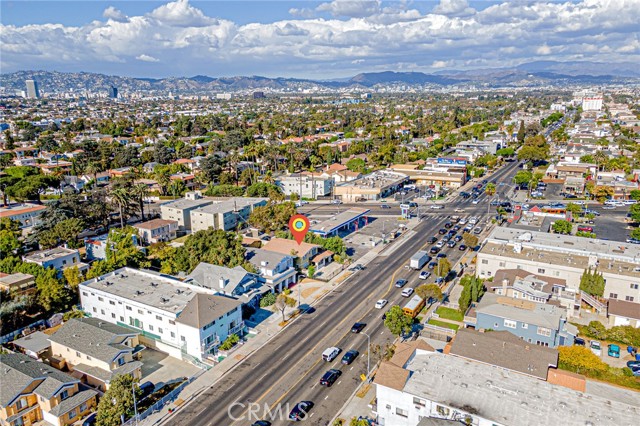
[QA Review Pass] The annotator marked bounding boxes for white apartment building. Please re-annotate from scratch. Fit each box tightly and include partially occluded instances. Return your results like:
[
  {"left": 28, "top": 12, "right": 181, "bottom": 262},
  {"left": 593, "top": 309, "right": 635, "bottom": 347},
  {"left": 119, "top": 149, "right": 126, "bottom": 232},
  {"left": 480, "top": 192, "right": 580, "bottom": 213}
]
[
  {"left": 160, "top": 194, "right": 213, "bottom": 231},
  {"left": 79, "top": 268, "right": 244, "bottom": 363},
  {"left": 276, "top": 174, "right": 333, "bottom": 199},
  {"left": 133, "top": 218, "right": 178, "bottom": 245},
  {"left": 245, "top": 248, "right": 297, "bottom": 291},
  {"left": 374, "top": 345, "right": 638, "bottom": 426},
  {"left": 477, "top": 228, "right": 640, "bottom": 305},
  {"left": 23, "top": 247, "right": 88, "bottom": 274},
  {"left": 189, "top": 197, "right": 267, "bottom": 232}
]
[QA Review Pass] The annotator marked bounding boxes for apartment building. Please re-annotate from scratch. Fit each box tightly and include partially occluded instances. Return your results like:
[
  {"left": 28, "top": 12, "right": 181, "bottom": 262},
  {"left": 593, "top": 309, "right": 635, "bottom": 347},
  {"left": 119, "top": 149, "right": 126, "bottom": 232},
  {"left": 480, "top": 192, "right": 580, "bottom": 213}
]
[
  {"left": 23, "top": 247, "right": 88, "bottom": 275},
  {"left": 49, "top": 318, "right": 142, "bottom": 391},
  {"left": 0, "top": 203, "right": 47, "bottom": 228},
  {"left": 160, "top": 194, "right": 213, "bottom": 231},
  {"left": 276, "top": 173, "right": 333, "bottom": 199},
  {"left": 133, "top": 219, "right": 178, "bottom": 245},
  {"left": 476, "top": 228, "right": 640, "bottom": 305},
  {"left": 0, "top": 272, "right": 36, "bottom": 296},
  {"left": 0, "top": 353, "right": 97, "bottom": 426},
  {"left": 189, "top": 197, "right": 268, "bottom": 232},
  {"left": 79, "top": 268, "right": 244, "bottom": 363}
]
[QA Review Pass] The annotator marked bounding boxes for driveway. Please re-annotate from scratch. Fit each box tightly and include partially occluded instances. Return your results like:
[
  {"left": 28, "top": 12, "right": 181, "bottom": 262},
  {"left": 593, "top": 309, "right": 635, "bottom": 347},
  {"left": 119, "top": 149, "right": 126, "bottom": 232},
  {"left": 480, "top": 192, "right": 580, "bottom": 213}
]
[{"left": 139, "top": 348, "right": 202, "bottom": 385}]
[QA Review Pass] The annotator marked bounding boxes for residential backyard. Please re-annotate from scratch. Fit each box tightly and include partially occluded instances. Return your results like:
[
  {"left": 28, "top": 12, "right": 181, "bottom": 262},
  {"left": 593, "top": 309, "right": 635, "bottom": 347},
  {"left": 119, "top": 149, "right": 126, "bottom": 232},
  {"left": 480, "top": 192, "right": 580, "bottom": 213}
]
[
  {"left": 435, "top": 306, "right": 464, "bottom": 322},
  {"left": 427, "top": 319, "right": 460, "bottom": 331}
]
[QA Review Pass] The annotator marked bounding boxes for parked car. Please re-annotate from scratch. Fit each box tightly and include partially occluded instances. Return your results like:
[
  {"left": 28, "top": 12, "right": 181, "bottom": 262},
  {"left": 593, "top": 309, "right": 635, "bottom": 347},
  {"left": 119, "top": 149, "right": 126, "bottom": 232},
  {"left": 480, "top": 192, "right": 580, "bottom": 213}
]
[
  {"left": 436, "top": 240, "right": 446, "bottom": 248},
  {"left": 438, "top": 228, "right": 448, "bottom": 234},
  {"left": 401, "top": 288, "right": 414, "bottom": 297},
  {"left": 428, "top": 236, "right": 438, "bottom": 244},
  {"left": 608, "top": 344, "right": 620, "bottom": 358},
  {"left": 348, "top": 264, "right": 364, "bottom": 272},
  {"left": 331, "top": 199, "right": 342, "bottom": 204},
  {"left": 289, "top": 401, "right": 314, "bottom": 421},
  {"left": 458, "top": 244, "right": 467, "bottom": 251},
  {"left": 436, "top": 253, "right": 447, "bottom": 259},
  {"left": 351, "top": 322, "right": 366, "bottom": 333},
  {"left": 320, "top": 369, "right": 342, "bottom": 387},
  {"left": 472, "top": 199, "right": 480, "bottom": 204},
  {"left": 419, "top": 271, "right": 431, "bottom": 280},
  {"left": 342, "top": 350, "right": 359, "bottom": 365},
  {"left": 375, "top": 299, "right": 388, "bottom": 309},
  {"left": 454, "top": 235, "right": 463, "bottom": 242},
  {"left": 574, "top": 338, "right": 586, "bottom": 346},
  {"left": 252, "top": 422, "right": 272, "bottom": 426},
  {"left": 428, "top": 261, "right": 438, "bottom": 269},
  {"left": 590, "top": 340, "right": 602, "bottom": 357},
  {"left": 82, "top": 413, "right": 97, "bottom": 426},
  {"left": 395, "top": 279, "right": 408, "bottom": 288},
  {"left": 447, "top": 240, "right": 456, "bottom": 248},
  {"left": 430, "top": 205, "right": 444, "bottom": 209},
  {"left": 435, "top": 277, "right": 444, "bottom": 285},
  {"left": 626, "top": 360, "right": 640, "bottom": 369},
  {"left": 429, "top": 247, "right": 440, "bottom": 255}
]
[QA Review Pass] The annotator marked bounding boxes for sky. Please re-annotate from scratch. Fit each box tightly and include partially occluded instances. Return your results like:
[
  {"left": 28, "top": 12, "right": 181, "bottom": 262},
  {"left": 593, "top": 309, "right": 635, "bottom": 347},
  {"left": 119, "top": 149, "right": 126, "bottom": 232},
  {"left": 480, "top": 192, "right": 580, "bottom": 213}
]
[{"left": 1, "top": 0, "right": 639, "bottom": 79}]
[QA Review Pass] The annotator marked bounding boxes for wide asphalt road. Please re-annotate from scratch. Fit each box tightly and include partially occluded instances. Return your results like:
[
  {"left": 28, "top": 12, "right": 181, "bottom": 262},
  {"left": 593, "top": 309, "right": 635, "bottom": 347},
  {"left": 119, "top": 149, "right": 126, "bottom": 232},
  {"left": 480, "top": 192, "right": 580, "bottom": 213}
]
[{"left": 168, "top": 162, "right": 521, "bottom": 426}]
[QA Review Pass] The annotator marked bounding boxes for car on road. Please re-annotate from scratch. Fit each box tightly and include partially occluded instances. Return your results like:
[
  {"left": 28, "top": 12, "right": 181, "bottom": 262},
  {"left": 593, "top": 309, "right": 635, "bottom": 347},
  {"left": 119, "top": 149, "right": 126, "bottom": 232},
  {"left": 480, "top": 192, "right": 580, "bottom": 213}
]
[
  {"left": 602, "top": 205, "right": 616, "bottom": 210},
  {"left": 430, "top": 205, "right": 444, "bottom": 209},
  {"left": 444, "top": 221, "right": 453, "bottom": 229},
  {"left": 458, "top": 244, "right": 467, "bottom": 251},
  {"left": 419, "top": 271, "right": 431, "bottom": 280},
  {"left": 342, "top": 350, "right": 359, "bottom": 365},
  {"left": 322, "top": 347, "right": 341, "bottom": 362},
  {"left": 472, "top": 199, "right": 480, "bottom": 204},
  {"left": 428, "top": 261, "right": 438, "bottom": 269},
  {"left": 626, "top": 238, "right": 640, "bottom": 244},
  {"left": 435, "top": 277, "right": 444, "bottom": 285},
  {"left": 429, "top": 246, "right": 440, "bottom": 255},
  {"left": 438, "top": 228, "right": 448, "bottom": 234},
  {"left": 454, "top": 208, "right": 465, "bottom": 212},
  {"left": 428, "top": 236, "right": 438, "bottom": 244},
  {"left": 395, "top": 279, "right": 408, "bottom": 288},
  {"left": 381, "top": 204, "right": 391, "bottom": 209},
  {"left": 435, "top": 240, "right": 445, "bottom": 248},
  {"left": 590, "top": 340, "right": 602, "bottom": 357},
  {"left": 375, "top": 299, "right": 388, "bottom": 309},
  {"left": 348, "top": 264, "right": 364, "bottom": 272},
  {"left": 401, "top": 288, "right": 414, "bottom": 297},
  {"left": 288, "top": 401, "right": 314, "bottom": 421},
  {"left": 351, "top": 322, "right": 366, "bottom": 333},
  {"left": 320, "top": 369, "right": 342, "bottom": 387},
  {"left": 331, "top": 199, "right": 342, "bottom": 204},
  {"left": 251, "top": 421, "right": 272, "bottom": 426},
  {"left": 454, "top": 234, "right": 463, "bottom": 242},
  {"left": 447, "top": 240, "right": 456, "bottom": 248},
  {"left": 436, "top": 253, "right": 447, "bottom": 259},
  {"left": 295, "top": 200, "right": 309, "bottom": 207},
  {"left": 459, "top": 217, "right": 468, "bottom": 225}
]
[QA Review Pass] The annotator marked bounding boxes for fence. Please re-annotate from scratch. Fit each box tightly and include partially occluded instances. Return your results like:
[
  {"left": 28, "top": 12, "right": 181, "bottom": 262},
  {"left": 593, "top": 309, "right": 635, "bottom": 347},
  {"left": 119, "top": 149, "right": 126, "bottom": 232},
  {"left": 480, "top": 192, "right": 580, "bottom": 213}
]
[
  {"left": 1, "top": 319, "right": 47, "bottom": 345},
  {"left": 123, "top": 377, "right": 195, "bottom": 425}
]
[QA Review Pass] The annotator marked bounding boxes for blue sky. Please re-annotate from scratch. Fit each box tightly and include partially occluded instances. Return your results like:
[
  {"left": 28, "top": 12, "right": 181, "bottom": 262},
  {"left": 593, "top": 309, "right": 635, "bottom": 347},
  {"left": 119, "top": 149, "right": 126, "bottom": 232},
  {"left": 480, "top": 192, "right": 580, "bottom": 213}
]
[{"left": 1, "top": 0, "right": 638, "bottom": 78}]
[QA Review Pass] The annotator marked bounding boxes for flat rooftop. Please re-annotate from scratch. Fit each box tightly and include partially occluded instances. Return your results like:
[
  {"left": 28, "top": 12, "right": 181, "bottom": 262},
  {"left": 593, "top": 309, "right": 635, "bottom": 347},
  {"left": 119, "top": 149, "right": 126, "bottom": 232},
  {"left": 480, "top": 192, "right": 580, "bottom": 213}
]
[
  {"left": 81, "top": 268, "right": 205, "bottom": 314},
  {"left": 337, "top": 170, "right": 407, "bottom": 190},
  {"left": 160, "top": 197, "right": 213, "bottom": 211},
  {"left": 310, "top": 207, "right": 370, "bottom": 234},
  {"left": 24, "top": 247, "right": 77, "bottom": 263},
  {"left": 482, "top": 227, "right": 640, "bottom": 278},
  {"left": 401, "top": 352, "right": 639, "bottom": 426}
]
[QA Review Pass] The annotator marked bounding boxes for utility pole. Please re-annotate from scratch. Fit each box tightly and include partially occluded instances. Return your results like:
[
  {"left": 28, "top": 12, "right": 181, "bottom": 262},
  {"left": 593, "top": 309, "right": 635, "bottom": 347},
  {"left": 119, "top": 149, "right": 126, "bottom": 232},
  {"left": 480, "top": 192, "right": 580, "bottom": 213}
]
[
  {"left": 132, "top": 382, "right": 139, "bottom": 426},
  {"left": 362, "top": 331, "right": 371, "bottom": 379}
]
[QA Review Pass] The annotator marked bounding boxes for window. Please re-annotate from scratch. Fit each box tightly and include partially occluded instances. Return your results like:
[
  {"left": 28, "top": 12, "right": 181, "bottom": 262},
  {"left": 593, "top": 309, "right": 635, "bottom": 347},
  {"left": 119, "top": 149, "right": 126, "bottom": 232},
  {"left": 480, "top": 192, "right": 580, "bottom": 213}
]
[
  {"left": 137, "top": 309, "right": 143, "bottom": 314},
  {"left": 109, "top": 301, "right": 116, "bottom": 305},
  {"left": 98, "top": 297, "right": 103, "bottom": 302},
  {"left": 625, "top": 296, "right": 634, "bottom": 302},
  {"left": 181, "top": 336, "right": 186, "bottom": 342},
  {"left": 504, "top": 319, "right": 517, "bottom": 329},
  {"left": 609, "top": 293, "right": 618, "bottom": 299},
  {"left": 101, "top": 309, "right": 105, "bottom": 315},
  {"left": 16, "top": 397, "right": 28, "bottom": 410},
  {"left": 92, "top": 307, "right": 97, "bottom": 313},
  {"left": 80, "top": 402, "right": 88, "bottom": 412},
  {"left": 158, "top": 328, "right": 163, "bottom": 334},
  {"left": 120, "top": 316, "right": 124, "bottom": 322},
  {"left": 87, "top": 355, "right": 92, "bottom": 360},
  {"left": 149, "top": 325, "right": 154, "bottom": 331},
  {"left": 522, "top": 323, "right": 528, "bottom": 329},
  {"left": 117, "top": 357, "right": 125, "bottom": 366},
  {"left": 169, "top": 320, "right": 175, "bottom": 325},
  {"left": 631, "top": 284, "right": 639, "bottom": 290},
  {"left": 82, "top": 292, "right": 88, "bottom": 296},
  {"left": 537, "top": 327, "right": 551, "bottom": 337},
  {"left": 68, "top": 409, "right": 77, "bottom": 420},
  {"left": 171, "top": 332, "right": 175, "bottom": 338},
  {"left": 413, "top": 397, "right": 425, "bottom": 407},
  {"left": 499, "top": 262, "right": 505, "bottom": 267},
  {"left": 60, "top": 390, "right": 69, "bottom": 400},
  {"left": 436, "top": 405, "right": 450, "bottom": 416},
  {"left": 537, "top": 268, "right": 545, "bottom": 274},
  {"left": 76, "top": 351, "right": 81, "bottom": 357},
  {"left": 156, "top": 315, "right": 162, "bottom": 321},
  {"left": 111, "top": 313, "right": 116, "bottom": 319},
  {"left": 396, "top": 408, "right": 408, "bottom": 418},
  {"left": 126, "top": 306, "right": 132, "bottom": 311},
  {"left": 481, "top": 259, "right": 488, "bottom": 264}
]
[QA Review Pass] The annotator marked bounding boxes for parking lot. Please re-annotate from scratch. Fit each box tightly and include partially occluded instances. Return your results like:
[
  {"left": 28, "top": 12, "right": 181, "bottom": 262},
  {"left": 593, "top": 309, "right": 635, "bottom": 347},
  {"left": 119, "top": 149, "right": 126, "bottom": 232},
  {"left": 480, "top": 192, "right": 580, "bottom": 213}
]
[
  {"left": 588, "top": 207, "right": 630, "bottom": 242},
  {"left": 139, "top": 348, "right": 202, "bottom": 385}
]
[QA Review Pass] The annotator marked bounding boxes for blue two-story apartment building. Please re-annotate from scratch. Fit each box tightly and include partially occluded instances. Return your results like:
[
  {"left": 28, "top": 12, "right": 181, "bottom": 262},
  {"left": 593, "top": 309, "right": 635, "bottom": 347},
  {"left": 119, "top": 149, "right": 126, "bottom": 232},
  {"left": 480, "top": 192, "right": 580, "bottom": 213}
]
[{"left": 470, "top": 293, "right": 577, "bottom": 348}]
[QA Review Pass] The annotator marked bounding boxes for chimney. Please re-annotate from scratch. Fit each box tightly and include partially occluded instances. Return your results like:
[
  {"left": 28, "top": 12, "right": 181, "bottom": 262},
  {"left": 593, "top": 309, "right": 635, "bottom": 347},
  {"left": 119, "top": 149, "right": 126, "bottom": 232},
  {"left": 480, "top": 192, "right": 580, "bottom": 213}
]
[
  {"left": 219, "top": 278, "right": 226, "bottom": 289},
  {"left": 502, "top": 278, "right": 509, "bottom": 295}
]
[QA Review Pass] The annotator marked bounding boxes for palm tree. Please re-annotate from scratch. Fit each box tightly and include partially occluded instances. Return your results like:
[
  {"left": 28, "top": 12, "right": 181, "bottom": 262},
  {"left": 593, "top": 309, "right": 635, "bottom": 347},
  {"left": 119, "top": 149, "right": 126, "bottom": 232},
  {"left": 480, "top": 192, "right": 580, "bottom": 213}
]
[
  {"left": 85, "top": 161, "right": 101, "bottom": 187},
  {"left": 132, "top": 183, "right": 150, "bottom": 222},
  {"left": 111, "top": 187, "right": 131, "bottom": 228}
]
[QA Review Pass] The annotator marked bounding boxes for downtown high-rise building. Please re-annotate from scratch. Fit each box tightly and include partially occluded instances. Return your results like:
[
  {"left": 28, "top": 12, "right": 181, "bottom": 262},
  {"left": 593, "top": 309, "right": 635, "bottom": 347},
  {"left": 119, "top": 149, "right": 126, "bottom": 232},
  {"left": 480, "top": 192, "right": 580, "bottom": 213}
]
[
  {"left": 108, "top": 86, "right": 118, "bottom": 98},
  {"left": 25, "top": 79, "right": 40, "bottom": 99}
]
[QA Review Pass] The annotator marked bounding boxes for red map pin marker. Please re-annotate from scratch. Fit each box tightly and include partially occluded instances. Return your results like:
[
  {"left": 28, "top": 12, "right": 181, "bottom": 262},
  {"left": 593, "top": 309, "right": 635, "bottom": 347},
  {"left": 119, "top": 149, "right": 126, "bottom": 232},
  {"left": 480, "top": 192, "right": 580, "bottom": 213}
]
[{"left": 289, "top": 214, "right": 311, "bottom": 245}]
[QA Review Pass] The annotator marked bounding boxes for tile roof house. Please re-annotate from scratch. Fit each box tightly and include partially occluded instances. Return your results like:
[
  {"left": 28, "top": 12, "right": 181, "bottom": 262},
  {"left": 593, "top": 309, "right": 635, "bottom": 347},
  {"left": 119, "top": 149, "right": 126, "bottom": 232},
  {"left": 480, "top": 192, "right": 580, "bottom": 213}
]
[
  {"left": 0, "top": 353, "right": 97, "bottom": 426},
  {"left": 49, "top": 318, "right": 142, "bottom": 391},
  {"left": 261, "top": 238, "right": 321, "bottom": 269}
]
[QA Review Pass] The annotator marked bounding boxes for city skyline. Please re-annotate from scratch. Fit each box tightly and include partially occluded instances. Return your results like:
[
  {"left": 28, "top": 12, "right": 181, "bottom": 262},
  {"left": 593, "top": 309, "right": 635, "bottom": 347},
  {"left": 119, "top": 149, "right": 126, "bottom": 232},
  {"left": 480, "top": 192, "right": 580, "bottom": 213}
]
[{"left": 1, "top": 0, "right": 639, "bottom": 79}]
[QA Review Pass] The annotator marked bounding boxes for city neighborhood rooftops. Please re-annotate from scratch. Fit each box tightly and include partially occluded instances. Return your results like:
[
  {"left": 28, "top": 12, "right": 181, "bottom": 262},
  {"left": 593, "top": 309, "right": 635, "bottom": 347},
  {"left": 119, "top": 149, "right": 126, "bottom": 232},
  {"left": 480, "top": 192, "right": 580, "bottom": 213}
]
[
  {"left": 396, "top": 351, "right": 639, "bottom": 426},
  {"left": 133, "top": 218, "right": 177, "bottom": 230},
  {"left": 0, "top": 203, "right": 47, "bottom": 218},
  {"left": 23, "top": 246, "right": 78, "bottom": 263},
  {"left": 0, "top": 272, "right": 35, "bottom": 287},
  {"left": 82, "top": 268, "right": 200, "bottom": 313},
  {"left": 475, "top": 293, "right": 565, "bottom": 330},
  {"left": 49, "top": 318, "right": 138, "bottom": 364},
  {"left": 448, "top": 328, "right": 558, "bottom": 380},
  {"left": 175, "top": 293, "right": 242, "bottom": 328}
]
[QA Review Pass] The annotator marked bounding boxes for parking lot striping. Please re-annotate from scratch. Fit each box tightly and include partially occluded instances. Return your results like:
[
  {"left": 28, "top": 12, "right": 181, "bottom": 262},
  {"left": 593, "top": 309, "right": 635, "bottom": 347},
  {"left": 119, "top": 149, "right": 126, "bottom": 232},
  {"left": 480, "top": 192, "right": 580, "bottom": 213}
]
[{"left": 282, "top": 354, "right": 289, "bottom": 361}]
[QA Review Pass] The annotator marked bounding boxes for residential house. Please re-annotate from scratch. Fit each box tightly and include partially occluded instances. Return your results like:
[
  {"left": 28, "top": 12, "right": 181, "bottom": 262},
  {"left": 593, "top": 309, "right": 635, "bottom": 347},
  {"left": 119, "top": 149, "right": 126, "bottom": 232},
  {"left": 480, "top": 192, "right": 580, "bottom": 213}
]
[
  {"left": 23, "top": 247, "right": 88, "bottom": 275},
  {"left": 49, "top": 318, "right": 142, "bottom": 391},
  {"left": 133, "top": 219, "right": 178, "bottom": 245},
  {"left": 0, "top": 272, "right": 36, "bottom": 296},
  {"left": 607, "top": 299, "right": 640, "bottom": 328},
  {"left": 245, "top": 248, "right": 297, "bottom": 292},
  {"left": 80, "top": 172, "right": 109, "bottom": 186},
  {"left": 186, "top": 263, "right": 265, "bottom": 306},
  {"left": 169, "top": 173, "right": 197, "bottom": 190},
  {"left": 0, "top": 203, "right": 47, "bottom": 228},
  {"left": 0, "top": 353, "right": 97, "bottom": 426},
  {"left": 261, "top": 238, "right": 322, "bottom": 269},
  {"left": 470, "top": 292, "right": 577, "bottom": 347},
  {"left": 79, "top": 268, "right": 244, "bottom": 363},
  {"left": 12, "top": 331, "right": 52, "bottom": 360}
]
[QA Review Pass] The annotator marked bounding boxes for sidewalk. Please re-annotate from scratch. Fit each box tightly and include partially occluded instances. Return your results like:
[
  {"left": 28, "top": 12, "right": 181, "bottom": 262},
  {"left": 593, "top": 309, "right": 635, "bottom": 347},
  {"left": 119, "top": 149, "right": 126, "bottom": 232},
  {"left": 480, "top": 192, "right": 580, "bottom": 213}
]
[{"left": 143, "top": 218, "right": 424, "bottom": 426}]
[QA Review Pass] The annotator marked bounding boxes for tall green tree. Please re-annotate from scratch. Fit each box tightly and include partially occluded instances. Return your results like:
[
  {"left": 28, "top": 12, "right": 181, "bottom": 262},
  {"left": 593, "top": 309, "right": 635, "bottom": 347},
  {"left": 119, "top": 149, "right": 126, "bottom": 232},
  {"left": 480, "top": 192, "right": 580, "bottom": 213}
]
[
  {"left": 384, "top": 305, "right": 413, "bottom": 336},
  {"left": 416, "top": 283, "right": 442, "bottom": 302},
  {"left": 131, "top": 183, "right": 150, "bottom": 221},
  {"left": 110, "top": 187, "right": 132, "bottom": 228},
  {"left": 552, "top": 220, "right": 573, "bottom": 234},
  {"left": 96, "top": 374, "right": 139, "bottom": 426},
  {"left": 579, "top": 268, "right": 605, "bottom": 297}
]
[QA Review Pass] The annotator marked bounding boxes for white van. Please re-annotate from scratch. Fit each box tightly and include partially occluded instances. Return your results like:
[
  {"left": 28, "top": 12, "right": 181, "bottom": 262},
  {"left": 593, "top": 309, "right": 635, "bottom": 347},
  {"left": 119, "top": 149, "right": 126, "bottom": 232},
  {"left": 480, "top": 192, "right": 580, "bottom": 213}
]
[{"left": 322, "top": 347, "right": 340, "bottom": 362}]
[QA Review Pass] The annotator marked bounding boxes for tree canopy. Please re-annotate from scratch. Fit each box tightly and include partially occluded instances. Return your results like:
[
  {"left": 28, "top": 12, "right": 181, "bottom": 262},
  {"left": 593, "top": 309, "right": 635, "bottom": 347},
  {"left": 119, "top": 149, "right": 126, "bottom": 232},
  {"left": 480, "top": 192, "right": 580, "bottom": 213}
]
[{"left": 383, "top": 305, "right": 413, "bottom": 336}]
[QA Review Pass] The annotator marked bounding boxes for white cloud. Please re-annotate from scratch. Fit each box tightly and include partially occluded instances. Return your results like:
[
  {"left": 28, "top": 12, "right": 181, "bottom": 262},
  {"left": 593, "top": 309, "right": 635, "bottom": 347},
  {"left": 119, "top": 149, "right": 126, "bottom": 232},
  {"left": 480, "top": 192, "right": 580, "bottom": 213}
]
[
  {"left": 136, "top": 54, "right": 160, "bottom": 62},
  {"left": 316, "top": 0, "right": 381, "bottom": 18},
  {"left": 289, "top": 8, "right": 315, "bottom": 19},
  {"left": 1, "top": 0, "right": 638, "bottom": 78},
  {"left": 103, "top": 6, "right": 129, "bottom": 23}
]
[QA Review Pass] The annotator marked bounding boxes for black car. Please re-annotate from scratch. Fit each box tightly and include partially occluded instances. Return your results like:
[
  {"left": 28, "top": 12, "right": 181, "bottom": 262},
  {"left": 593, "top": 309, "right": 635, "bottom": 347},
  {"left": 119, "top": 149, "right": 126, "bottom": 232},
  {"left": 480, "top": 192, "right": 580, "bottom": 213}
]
[
  {"left": 452, "top": 225, "right": 461, "bottom": 232},
  {"left": 428, "top": 261, "right": 438, "bottom": 269},
  {"left": 627, "top": 360, "right": 640, "bottom": 369},
  {"left": 436, "top": 253, "right": 447, "bottom": 259},
  {"left": 348, "top": 264, "right": 364, "bottom": 272},
  {"left": 320, "top": 369, "right": 342, "bottom": 387},
  {"left": 342, "top": 349, "right": 359, "bottom": 365},
  {"left": 458, "top": 244, "right": 467, "bottom": 251},
  {"left": 438, "top": 228, "right": 447, "bottom": 234},
  {"left": 251, "top": 422, "right": 272, "bottom": 426},
  {"left": 381, "top": 204, "right": 391, "bottom": 209},
  {"left": 351, "top": 322, "right": 366, "bottom": 333},
  {"left": 429, "top": 247, "right": 440, "bottom": 254},
  {"left": 444, "top": 222, "right": 453, "bottom": 229},
  {"left": 574, "top": 338, "right": 586, "bottom": 346},
  {"left": 428, "top": 236, "right": 438, "bottom": 244},
  {"left": 454, "top": 235, "right": 463, "bottom": 242},
  {"left": 395, "top": 279, "right": 408, "bottom": 288},
  {"left": 289, "top": 401, "right": 314, "bottom": 421}
]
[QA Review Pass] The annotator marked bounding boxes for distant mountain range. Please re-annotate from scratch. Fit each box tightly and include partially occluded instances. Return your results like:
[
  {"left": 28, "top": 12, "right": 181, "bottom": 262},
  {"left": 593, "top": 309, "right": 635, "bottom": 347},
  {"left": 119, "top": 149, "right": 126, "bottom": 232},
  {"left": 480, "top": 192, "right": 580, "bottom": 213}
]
[{"left": 1, "top": 61, "right": 638, "bottom": 94}]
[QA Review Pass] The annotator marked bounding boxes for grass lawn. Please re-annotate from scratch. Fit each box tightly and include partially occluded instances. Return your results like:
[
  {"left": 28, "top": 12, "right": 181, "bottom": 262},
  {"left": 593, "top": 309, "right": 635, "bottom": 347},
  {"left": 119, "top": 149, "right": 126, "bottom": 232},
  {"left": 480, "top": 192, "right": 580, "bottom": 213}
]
[
  {"left": 428, "top": 319, "right": 460, "bottom": 331},
  {"left": 435, "top": 306, "right": 463, "bottom": 322}
]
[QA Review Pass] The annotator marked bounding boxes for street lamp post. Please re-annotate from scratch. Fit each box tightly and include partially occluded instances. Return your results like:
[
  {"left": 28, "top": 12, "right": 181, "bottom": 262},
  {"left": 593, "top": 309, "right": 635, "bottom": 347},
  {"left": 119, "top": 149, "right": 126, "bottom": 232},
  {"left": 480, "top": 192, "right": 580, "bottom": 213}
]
[
  {"left": 362, "top": 331, "right": 371, "bottom": 379},
  {"left": 132, "top": 383, "right": 139, "bottom": 426}
]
